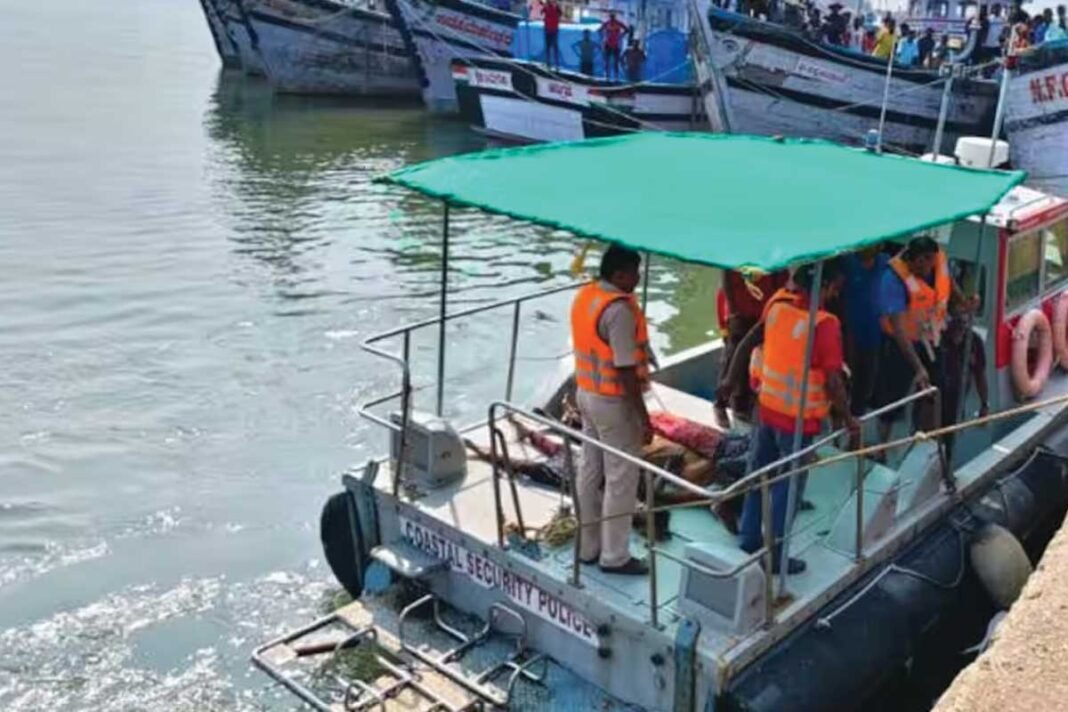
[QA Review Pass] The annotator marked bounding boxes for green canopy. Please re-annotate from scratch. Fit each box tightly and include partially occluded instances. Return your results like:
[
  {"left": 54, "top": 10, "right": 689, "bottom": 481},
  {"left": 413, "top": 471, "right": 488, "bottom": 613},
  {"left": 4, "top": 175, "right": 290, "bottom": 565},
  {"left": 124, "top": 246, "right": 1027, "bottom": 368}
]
[{"left": 381, "top": 133, "right": 1026, "bottom": 271}]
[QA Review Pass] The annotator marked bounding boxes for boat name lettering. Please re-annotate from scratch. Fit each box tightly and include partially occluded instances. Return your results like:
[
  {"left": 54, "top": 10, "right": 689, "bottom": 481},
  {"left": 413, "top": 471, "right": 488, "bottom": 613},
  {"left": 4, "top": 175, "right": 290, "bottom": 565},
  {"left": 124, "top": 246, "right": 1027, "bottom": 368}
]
[
  {"left": 1029, "top": 72, "right": 1068, "bottom": 105},
  {"left": 435, "top": 12, "right": 513, "bottom": 49},
  {"left": 470, "top": 68, "right": 513, "bottom": 90},
  {"left": 794, "top": 58, "right": 848, "bottom": 85},
  {"left": 399, "top": 517, "right": 599, "bottom": 646},
  {"left": 536, "top": 77, "right": 588, "bottom": 105}
]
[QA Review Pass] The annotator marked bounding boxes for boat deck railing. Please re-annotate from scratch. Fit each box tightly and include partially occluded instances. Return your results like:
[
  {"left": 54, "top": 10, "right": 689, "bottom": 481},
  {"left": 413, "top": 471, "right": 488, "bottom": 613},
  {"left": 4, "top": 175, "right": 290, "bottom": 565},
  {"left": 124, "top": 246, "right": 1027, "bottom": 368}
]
[
  {"left": 357, "top": 275, "right": 946, "bottom": 631},
  {"left": 358, "top": 279, "right": 587, "bottom": 493},
  {"left": 487, "top": 387, "right": 940, "bottom": 630}
]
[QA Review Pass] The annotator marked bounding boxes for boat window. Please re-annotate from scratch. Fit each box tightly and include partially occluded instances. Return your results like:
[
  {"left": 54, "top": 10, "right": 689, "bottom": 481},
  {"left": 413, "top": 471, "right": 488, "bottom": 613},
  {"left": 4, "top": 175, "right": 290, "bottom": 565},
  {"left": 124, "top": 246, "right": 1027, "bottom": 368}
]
[
  {"left": 1005, "top": 232, "right": 1041, "bottom": 312},
  {"left": 951, "top": 259, "right": 986, "bottom": 315},
  {"left": 1041, "top": 219, "right": 1068, "bottom": 291}
]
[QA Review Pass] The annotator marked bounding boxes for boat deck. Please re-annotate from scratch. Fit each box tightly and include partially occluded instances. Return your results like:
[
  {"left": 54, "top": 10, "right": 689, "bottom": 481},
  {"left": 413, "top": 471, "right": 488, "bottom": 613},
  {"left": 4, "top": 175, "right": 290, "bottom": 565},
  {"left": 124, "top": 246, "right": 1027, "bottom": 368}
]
[{"left": 378, "top": 380, "right": 868, "bottom": 648}]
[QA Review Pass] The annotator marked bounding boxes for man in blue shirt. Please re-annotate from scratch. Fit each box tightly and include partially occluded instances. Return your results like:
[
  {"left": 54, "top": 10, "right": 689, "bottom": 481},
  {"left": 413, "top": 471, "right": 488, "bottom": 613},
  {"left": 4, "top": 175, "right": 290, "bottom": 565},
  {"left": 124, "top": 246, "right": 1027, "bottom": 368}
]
[{"left": 841, "top": 245, "right": 889, "bottom": 417}]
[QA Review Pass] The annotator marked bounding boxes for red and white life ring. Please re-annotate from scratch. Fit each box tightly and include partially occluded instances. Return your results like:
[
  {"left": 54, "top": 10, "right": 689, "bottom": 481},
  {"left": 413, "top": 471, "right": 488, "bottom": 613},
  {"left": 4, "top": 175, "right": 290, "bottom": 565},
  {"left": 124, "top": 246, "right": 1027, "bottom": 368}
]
[
  {"left": 1011, "top": 308, "right": 1054, "bottom": 400},
  {"left": 1053, "top": 291, "right": 1068, "bottom": 369}
]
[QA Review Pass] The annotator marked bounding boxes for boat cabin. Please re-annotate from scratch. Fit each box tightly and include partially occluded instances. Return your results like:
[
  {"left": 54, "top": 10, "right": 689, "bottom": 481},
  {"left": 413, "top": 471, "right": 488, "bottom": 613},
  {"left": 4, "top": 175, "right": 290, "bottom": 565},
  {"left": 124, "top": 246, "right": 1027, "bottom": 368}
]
[{"left": 254, "top": 134, "right": 1068, "bottom": 712}]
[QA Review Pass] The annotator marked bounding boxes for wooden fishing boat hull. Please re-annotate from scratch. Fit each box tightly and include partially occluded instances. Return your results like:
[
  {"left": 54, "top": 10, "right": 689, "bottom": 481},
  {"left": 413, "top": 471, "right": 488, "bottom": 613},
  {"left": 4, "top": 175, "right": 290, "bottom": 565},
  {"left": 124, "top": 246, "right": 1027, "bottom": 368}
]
[
  {"left": 199, "top": 0, "right": 243, "bottom": 69},
  {"left": 209, "top": 0, "right": 267, "bottom": 75},
  {"left": 1005, "top": 43, "right": 1068, "bottom": 196},
  {"left": 696, "top": 7, "right": 999, "bottom": 154},
  {"left": 383, "top": 0, "right": 519, "bottom": 113},
  {"left": 453, "top": 57, "right": 703, "bottom": 143},
  {"left": 244, "top": 0, "right": 421, "bottom": 97}
]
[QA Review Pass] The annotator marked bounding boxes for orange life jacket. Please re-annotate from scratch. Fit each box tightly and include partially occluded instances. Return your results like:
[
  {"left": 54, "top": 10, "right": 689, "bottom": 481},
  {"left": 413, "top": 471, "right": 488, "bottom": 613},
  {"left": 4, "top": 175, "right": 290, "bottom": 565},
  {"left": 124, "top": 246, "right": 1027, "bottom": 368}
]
[
  {"left": 571, "top": 282, "right": 650, "bottom": 397},
  {"left": 757, "top": 300, "right": 834, "bottom": 421},
  {"left": 747, "top": 288, "right": 798, "bottom": 391},
  {"left": 760, "top": 286, "right": 800, "bottom": 320},
  {"left": 880, "top": 251, "right": 950, "bottom": 346}
]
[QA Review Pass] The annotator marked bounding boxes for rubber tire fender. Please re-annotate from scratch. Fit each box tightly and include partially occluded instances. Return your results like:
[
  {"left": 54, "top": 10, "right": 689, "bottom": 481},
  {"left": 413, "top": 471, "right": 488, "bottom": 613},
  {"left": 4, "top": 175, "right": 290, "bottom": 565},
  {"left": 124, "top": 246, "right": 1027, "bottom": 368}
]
[{"left": 320, "top": 491, "right": 368, "bottom": 599}]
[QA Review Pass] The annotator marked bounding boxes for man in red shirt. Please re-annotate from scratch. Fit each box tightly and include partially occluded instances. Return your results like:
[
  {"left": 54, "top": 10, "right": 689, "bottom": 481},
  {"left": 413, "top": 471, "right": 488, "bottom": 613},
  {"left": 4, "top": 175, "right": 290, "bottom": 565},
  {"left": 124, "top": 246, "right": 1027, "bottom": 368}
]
[
  {"left": 715, "top": 269, "right": 788, "bottom": 421},
  {"left": 542, "top": 0, "right": 563, "bottom": 70},
  {"left": 737, "top": 260, "right": 856, "bottom": 575},
  {"left": 599, "top": 11, "right": 629, "bottom": 80}
]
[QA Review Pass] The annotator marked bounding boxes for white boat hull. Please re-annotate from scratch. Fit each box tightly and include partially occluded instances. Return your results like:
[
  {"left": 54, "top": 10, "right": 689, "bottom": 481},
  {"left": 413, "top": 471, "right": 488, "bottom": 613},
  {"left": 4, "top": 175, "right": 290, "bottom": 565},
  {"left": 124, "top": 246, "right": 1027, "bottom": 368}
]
[
  {"left": 244, "top": 0, "right": 420, "bottom": 96},
  {"left": 693, "top": 6, "right": 998, "bottom": 153},
  {"left": 1006, "top": 53, "right": 1068, "bottom": 196},
  {"left": 385, "top": 0, "right": 519, "bottom": 113}
]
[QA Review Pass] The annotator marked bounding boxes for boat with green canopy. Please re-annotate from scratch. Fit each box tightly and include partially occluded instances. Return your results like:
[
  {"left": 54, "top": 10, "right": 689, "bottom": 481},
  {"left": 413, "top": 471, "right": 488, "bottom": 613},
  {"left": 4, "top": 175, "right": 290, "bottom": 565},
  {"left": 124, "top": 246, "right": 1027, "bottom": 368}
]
[{"left": 253, "top": 132, "right": 1068, "bottom": 711}]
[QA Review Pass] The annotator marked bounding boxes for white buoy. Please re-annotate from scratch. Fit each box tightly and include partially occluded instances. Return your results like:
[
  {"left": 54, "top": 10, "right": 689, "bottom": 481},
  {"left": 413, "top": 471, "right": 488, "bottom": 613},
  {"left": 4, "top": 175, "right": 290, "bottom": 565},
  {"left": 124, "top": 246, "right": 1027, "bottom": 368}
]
[{"left": 970, "top": 522, "right": 1033, "bottom": 609}]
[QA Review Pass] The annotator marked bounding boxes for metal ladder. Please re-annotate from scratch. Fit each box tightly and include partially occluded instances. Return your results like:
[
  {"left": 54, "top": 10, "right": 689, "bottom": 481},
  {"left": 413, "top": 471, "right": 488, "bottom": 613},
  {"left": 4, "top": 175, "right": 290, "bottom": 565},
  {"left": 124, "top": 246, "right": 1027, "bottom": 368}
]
[
  {"left": 252, "top": 595, "right": 546, "bottom": 711},
  {"left": 398, "top": 595, "right": 548, "bottom": 708}
]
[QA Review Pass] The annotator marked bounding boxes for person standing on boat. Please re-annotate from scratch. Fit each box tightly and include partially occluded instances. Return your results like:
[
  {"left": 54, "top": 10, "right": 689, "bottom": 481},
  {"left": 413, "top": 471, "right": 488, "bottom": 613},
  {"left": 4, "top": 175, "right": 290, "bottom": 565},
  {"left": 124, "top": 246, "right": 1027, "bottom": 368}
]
[
  {"left": 738, "top": 260, "right": 855, "bottom": 575},
  {"left": 599, "top": 11, "right": 630, "bottom": 81},
  {"left": 623, "top": 39, "right": 646, "bottom": 83},
  {"left": 714, "top": 269, "right": 789, "bottom": 423},
  {"left": 574, "top": 29, "right": 598, "bottom": 76},
  {"left": 918, "top": 27, "right": 936, "bottom": 67},
  {"left": 872, "top": 16, "right": 897, "bottom": 59},
  {"left": 872, "top": 237, "right": 973, "bottom": 447},
  {"left": 896, "top": 24, "right": 919, "bottom": 66},
  {"left": 571, "top": 244, "right": 654, "bottom": 576},
  {"left": 543, "top": 0, "right": 563, "bottom": 71},
  {"left": 841, "top": 245, "right": 888, "bottom": 418},
  {"left": 1046, "top": 6, "right": 1068, "bottom": 41}
]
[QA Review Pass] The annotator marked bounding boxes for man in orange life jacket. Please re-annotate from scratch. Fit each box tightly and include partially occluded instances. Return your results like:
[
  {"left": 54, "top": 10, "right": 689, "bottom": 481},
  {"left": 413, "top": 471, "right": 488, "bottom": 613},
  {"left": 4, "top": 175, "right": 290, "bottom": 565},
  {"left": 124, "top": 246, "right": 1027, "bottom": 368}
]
[
  {"left": 571, "top": 244, "right": 654, "bottom": 575},
  {"left": 873, "top": 236, "right": 974, "bottom": 445},
  {"left": 738, "top": 260, "right": 856, "bottom": 575}
]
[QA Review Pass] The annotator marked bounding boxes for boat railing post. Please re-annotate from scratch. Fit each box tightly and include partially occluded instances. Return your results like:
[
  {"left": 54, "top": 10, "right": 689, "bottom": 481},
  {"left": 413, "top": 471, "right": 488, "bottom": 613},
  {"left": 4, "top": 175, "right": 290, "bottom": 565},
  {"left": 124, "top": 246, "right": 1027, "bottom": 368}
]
[
  {"left": 987, "top": 29, "right": 1015, "bottom": 168},
  {"left": 564, "top": 440, "right": 583, "bottom": 588},
  {"left": 436, "top": 202, "right": 450, "bottom": 417},
  {"left": 505, "top": 301, "right": 522, "bottom": 402},
  {"left": 645, "top": 468, "right": 659, "bottom": 628},
  {"left": 488, "top": 404, "right": 506, "bottom": 547},
  {"left": 854, "top": 430, "right": 864, "bottom": 562},
  {"left": 930, "top": 64, "right": 955, "bottom": 157},
  {"left": 779, "top": 261, "right": 824, "bottom": 595},
  {"left": 394, "top": 329, "right": 413, "bottom": 496},
  {"left": 876, "top": 36, "right": 897, "bottom": 154},
  {"left": 641, "top": 253, "right": 651, "bottom": 314},
  {"left": 761, "top": 472, "right": 775, "bottom": 626}
]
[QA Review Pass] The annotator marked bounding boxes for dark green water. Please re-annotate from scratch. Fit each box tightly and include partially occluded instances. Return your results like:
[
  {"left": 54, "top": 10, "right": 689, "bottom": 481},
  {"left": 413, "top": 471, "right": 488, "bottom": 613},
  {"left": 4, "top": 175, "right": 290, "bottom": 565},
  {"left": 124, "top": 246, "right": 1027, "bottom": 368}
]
[{"left": 0, "top": 1, "right": 718, "bottom": 708}]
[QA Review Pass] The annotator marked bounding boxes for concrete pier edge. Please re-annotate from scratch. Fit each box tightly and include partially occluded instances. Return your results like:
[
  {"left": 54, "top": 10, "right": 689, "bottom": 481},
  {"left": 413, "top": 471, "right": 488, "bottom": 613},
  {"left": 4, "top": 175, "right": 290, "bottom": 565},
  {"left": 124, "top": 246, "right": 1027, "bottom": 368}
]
[{"left": 933, "top": 512, "right": 1068, "bottom": 712}]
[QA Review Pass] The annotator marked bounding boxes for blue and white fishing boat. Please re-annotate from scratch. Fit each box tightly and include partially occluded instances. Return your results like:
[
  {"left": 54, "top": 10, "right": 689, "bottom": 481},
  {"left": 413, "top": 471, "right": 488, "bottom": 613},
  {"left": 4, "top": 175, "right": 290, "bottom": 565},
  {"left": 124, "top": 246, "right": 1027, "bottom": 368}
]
[
  {"left": 198, "top": 0, "right": 267, "bottom": 74},
  {"left": 452, "top": 7, "right": 702, "bottom": 142},
  {"left": 383, "top": 0, "right": 523, "bottom": 112},
  {"left": 251, "top": 133, "right": 1068, "bottom": 711},
  {"left": 1005, "top": 40, "right": 1068, "bottom": 196},
  {"left": 690, "top": 3, "right": 1000, "bottom": 154},
  {"left": 242, "top": 0, "right": 421, "bottom": 97}
]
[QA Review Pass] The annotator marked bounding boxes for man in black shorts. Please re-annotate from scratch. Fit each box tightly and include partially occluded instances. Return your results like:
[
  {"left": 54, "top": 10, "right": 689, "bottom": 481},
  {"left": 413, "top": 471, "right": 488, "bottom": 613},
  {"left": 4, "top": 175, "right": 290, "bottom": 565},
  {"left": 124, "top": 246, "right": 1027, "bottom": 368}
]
[{"left": 873, "top": 237, "right": 974, "bottom": 447}]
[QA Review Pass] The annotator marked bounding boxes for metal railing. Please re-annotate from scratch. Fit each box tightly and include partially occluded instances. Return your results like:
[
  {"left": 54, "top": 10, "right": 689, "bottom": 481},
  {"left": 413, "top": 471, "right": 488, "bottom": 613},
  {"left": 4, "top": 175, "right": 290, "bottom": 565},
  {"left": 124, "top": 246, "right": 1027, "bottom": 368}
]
[
  {"left": 486, "top": 386, "right": 940, "bottom": 630},
  {"left": 357, "top": 275, "right": 946, "bottom": 630},
  {"left": 358, "top": 279, "right": 587, "bottom": 494}
]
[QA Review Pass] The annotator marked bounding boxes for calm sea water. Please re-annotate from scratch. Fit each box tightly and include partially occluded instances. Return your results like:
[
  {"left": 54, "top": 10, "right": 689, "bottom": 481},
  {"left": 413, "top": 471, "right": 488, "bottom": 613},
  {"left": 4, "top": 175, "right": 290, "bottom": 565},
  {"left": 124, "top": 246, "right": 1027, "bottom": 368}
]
[{"left": 0, "top": 1, "right": 717, "bottom": 708}]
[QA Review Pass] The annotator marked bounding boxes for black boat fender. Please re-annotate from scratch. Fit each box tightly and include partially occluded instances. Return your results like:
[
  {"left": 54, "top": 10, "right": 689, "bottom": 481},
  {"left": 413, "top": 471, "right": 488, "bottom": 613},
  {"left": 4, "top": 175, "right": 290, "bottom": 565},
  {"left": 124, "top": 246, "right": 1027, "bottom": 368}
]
[{"left": 321, "top": 491, "right": 370, "bottom": 599}]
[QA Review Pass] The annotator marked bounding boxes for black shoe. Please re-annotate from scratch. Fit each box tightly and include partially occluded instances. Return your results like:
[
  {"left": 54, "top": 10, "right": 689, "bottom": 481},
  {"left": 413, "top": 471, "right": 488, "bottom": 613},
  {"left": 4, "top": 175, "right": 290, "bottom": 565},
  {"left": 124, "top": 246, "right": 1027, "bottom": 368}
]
[
  {"left": 599, "top": 558, "right": 649, "bottom": 576},
  {"left": 799, "top": 499, "right": 816, "bottom": 512},
  {"left": 579, "top": 556, "right": 599, "bottom": 565},
  {"left": 770, "top": 557, "right": 807, "bottom": 575}
]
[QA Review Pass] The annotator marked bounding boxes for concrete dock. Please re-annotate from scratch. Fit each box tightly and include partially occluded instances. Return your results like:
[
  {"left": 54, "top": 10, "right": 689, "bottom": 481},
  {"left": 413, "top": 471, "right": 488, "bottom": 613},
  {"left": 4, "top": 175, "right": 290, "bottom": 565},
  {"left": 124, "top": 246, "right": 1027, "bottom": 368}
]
[{"left": 933, "top": 515, "right": 1068, "bottom": 712}]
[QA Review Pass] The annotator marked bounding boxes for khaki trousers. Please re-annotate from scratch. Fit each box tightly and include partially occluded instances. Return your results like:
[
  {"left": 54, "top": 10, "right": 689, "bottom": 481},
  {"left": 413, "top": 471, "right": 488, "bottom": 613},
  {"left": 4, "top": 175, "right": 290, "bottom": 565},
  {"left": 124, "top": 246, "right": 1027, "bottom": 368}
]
[{"left": 575, "top": 389, "right": 642, "bottom": 568}]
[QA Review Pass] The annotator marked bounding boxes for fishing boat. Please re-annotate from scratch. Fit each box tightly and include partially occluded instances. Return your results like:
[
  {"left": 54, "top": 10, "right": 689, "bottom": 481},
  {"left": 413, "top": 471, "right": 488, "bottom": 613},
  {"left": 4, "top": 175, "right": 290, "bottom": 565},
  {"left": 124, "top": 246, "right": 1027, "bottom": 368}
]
[
  {"left": 383, "top": 0, "right": 522, "bottom": 112},
  {"left": 1005, "top": 40, "right": 1068, "bottom": 195},
  {"left": 198, "top": 0, "right": 268, "bottom": 74},
  {"left": 243, "top": 0, "right": 422, "bottom": 97},
  {"left": 690, "top": 4, "right": 1000, "bottom": 154},
  {"left": 251, "top": 133, "right": 1068, "bottom": 711},
  {"left": 199, "top": 0, "right": 243, "bottom": 69},
  {"left": 452, "top": 13, "right": 701, "bottom": 143}
]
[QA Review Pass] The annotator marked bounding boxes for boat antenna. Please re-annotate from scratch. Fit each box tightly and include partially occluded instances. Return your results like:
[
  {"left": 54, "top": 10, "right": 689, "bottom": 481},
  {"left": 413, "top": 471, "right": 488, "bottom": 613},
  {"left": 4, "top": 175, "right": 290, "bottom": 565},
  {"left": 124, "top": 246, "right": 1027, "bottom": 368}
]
[{"left": 986, "top": 25, "right": 1017, "bottom": 169}]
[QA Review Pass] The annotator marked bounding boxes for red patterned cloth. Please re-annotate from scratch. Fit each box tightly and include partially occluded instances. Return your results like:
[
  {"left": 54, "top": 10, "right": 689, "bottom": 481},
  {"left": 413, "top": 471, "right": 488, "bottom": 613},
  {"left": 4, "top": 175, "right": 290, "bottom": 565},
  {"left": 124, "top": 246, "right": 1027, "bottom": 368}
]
[{"left": 649, "top": 412, "right": 722, "bottom": 460}]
